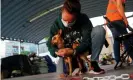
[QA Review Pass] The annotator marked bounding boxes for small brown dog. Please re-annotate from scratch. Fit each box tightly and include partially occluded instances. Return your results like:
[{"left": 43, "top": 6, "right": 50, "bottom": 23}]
[
  {"left": 51, "top": 29, "right": 92, "bottom": 76},
  {"left": 72, "top": 40, "right": 92, "bottom": 75},
  {"left": 51, "top": 29, "right": 72, "bottom": 76}
]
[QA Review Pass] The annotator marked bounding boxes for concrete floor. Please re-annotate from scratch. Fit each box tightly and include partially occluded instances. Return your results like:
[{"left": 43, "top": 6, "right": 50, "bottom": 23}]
[{"left": 4, "top": 64, "right": 133, "bottom": 80}]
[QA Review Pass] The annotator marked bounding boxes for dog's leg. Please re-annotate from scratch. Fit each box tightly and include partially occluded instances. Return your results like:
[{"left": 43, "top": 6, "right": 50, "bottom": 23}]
[
  {"left": 85, "top": 56, "right": 92, "bottom": 71},
  {"left": 76, "top": 57, "right": 82, "bottom": 76},
  {"left": 58, "top": 58, "right": 69, "bottom": 78},
  {"left": 64, "top": 58, "right": 69, "bottom": 75},
  {"left": 1, "top": 72, "right": 3, "bottom": 80},
  {"left": 67, "top": 57, "right": 72, "bottom": 76},
  {"left": 80, "top": 55, "right": 92, "bottom": 71}
]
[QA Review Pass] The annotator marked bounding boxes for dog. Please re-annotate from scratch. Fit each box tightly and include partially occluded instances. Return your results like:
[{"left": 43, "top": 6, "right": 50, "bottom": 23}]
[
  {"left": 72, "top": 40, "right": 92, "bottom": 75},
  {"left": 51, "top": 29, "right": 72, "bottom": 76},
  {"left": 51, "top": 29, "right": 92, "bottom": 76}
]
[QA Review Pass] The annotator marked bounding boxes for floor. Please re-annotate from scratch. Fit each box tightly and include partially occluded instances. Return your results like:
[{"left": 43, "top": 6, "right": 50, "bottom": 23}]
[{"left": 4, "top": 64, "right": 133, "bottom": 80}]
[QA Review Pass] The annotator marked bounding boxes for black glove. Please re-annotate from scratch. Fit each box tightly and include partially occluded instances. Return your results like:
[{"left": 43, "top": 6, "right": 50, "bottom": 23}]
[
  {"left": 127, "top": 25, "right": 133, "bottom": 32},
  {"left": 104, "top": 39, "right": 109, "bottom": 48}
]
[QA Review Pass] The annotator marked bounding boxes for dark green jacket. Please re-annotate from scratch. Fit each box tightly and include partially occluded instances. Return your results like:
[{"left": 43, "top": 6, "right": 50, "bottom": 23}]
[{"left": 46, "top": 13, "right": 93, "bottom": 58}]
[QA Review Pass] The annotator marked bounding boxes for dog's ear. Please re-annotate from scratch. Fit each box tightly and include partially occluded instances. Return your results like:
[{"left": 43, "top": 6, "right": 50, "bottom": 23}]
[
  {"left": 58, "top": 29, "right": 62, "bottom": 36},
  {"left": 51, "top": 37, "right": 55, "bottom": 45}
]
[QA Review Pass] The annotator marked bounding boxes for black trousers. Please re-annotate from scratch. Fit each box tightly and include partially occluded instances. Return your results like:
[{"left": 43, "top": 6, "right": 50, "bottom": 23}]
[{"left": 107, "top": 20, "right": 133, "bottom": 63}]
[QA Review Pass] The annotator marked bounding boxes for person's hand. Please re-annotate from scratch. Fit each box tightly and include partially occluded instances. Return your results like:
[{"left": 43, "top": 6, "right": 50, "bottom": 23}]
[
  {"left": 127, "top": 25, "right": 133, "bottom": 32},
  {"left": 56, "top": 48, "right": 74, "bottom": 57},
  {"left": 123, "top": 19, "right": 128, "bottom": 27}
]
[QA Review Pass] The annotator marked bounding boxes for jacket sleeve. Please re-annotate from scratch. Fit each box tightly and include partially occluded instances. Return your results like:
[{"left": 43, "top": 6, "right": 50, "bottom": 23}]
[
  {"left": 75, "top": 16, "right": 93, "bottom": 55},
  {"left": 46, "top": 22, "right": 59, "bottom": 58}
]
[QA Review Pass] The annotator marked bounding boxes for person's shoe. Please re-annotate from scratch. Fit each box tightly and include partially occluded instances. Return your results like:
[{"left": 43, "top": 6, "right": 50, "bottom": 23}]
[
  {"left": 89, "top": 61, "right": 105, "bottom": 74},
  {"left": 89, "top": 70, "right": 105, "bottom": 74},
  {"left": 114, "top": 61, "right": 125, "bottom": 69},
  {"left": 59, "top": 73, "right": 67, "bottom": 78}
]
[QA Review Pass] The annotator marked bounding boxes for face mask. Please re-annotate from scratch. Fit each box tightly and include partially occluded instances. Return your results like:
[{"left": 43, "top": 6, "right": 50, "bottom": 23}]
[{"left": 61, "top": 19, "right": 76, "bottom": 27}]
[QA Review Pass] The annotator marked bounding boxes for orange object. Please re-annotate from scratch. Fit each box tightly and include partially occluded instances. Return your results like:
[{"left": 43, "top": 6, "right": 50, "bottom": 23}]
[{"left": 106, "top": 0, "right": 124, "bottom": 21}]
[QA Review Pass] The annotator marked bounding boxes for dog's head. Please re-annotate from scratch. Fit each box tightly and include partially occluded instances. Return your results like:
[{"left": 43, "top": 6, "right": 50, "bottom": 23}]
[{"left": 51, "top": 29, "right": 64, "bottom": 48}]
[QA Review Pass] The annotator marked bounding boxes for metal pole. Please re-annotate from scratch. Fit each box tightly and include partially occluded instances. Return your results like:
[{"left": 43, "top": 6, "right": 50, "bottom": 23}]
[
  {"left": 37, "top": 44, "right": 39, "bottom": 56},
  {"left": 18, "top": 41, "right": 21, "bottom": 54}
]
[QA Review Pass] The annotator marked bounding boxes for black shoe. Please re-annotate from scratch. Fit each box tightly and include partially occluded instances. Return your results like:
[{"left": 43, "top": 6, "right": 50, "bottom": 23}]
[{"left": 89, "top": 61, "right": 105, "bottom": 74}]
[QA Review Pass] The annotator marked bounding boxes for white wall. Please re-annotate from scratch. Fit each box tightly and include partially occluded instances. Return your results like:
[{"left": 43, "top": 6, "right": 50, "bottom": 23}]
[
  {"left": 0, "top": 40, "right": 37, "bottom": 58},
  {"left": 0, "top": 40, "right": 6, "bottom": 58},
  {"left": 90, "top": 12, "right": 133, "bottom": 37}
]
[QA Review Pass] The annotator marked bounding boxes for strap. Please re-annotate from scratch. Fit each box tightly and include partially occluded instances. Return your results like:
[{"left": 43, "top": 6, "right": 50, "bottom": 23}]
[{"left": 106, "top": 10, "right": 117, "bottom": 13}]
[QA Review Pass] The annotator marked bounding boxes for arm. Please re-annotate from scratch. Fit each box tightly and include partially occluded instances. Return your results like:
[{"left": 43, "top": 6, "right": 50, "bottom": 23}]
[
  {"left": 115, "top": 0, "right": 128, "bottom": 26},
  {"left": 46, "top": 22, "right": 59, "bottom": 58},
  {"left": 57, "top": 21, "right": 92, "bottom": 56},
  {"left": 75, "top": 17, "right": 93, "bottom": 55},
  {"left": 57, "top": 15, "right": 93, "bottom": 57}
]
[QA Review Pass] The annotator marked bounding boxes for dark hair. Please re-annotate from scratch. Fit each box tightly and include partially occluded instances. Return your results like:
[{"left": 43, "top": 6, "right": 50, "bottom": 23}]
[{"left": 63, "top": 0, "right": 81, "bottom": 15}]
